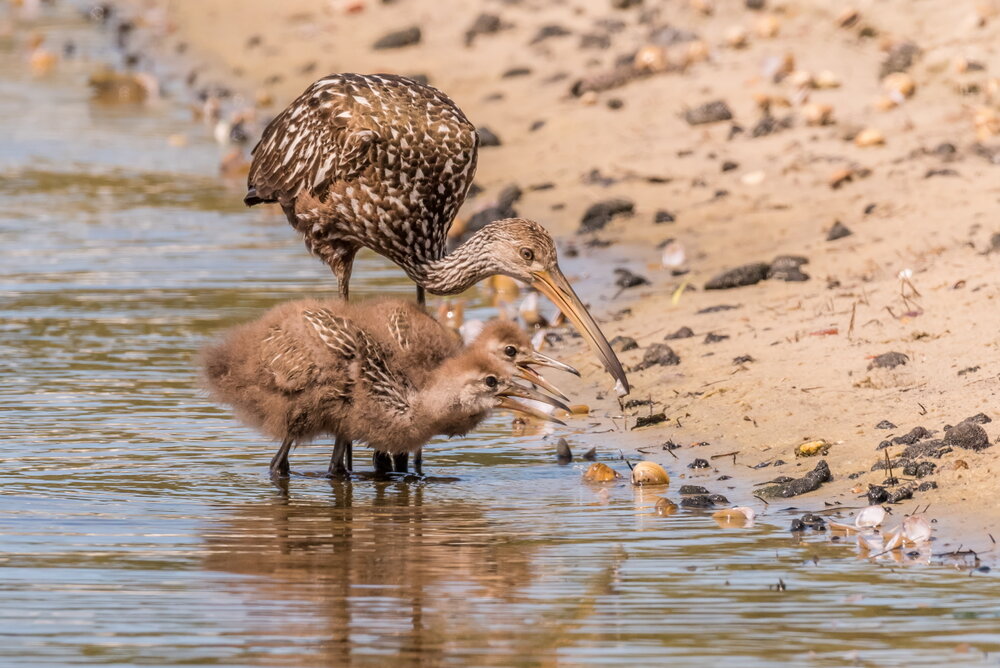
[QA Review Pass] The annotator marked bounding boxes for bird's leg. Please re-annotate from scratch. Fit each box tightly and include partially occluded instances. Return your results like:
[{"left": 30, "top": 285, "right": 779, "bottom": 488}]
[
  {"left": 330, "top": 246, "right": 358, "bottom": 301},
  {"left": 415, "top": 285, "right": 426, "bottom": 307},
  {"left": 329, "top": 436, "right": 352, "bottom": 477},
  {"left": 373, "top": 450, "right": 394, "bottom": 475},
  {"left": 391, "top": 453, "right": 408, "bottom": 473},
  {"left": 414, "top": 449, "right": 423, "bottom": 475},
  {"left": 270, "top": 436, "right": 293, "bottom": 477}
]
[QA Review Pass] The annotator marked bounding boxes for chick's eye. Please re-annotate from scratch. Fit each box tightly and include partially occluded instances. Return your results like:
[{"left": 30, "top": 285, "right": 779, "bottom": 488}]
[
  {"left": 484, "top": 375, "right": 499, "bottom": 389},
  {"left": 503, "top": 345, "right": 517, "bottom": 358},
  {"left": 519, "top": 247, "right": 534, "bottom": 262}
]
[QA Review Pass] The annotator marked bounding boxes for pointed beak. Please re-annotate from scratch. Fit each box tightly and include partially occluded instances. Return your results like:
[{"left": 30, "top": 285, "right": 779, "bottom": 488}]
[
  {"left": 526, "top": 349, "right": 580, "bottom": 377},
  {"left": 530, "top": 266, "right": 630, "bottom": 395},
  {"left": 514, "top": 365, "right": 570, "bottom": 402},
  {"left": 499, "top": 382, "right": 571, "bottom": 413},
  {"left": 497, "top": 396, "right": 567, "bottom": 426}
]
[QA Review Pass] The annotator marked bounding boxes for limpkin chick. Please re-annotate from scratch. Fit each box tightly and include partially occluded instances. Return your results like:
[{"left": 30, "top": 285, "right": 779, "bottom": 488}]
[
  {"left": 353, "top": 300, "right": 581, "bottom": 474},
  {"left": 200, "top": 299, "right": 566, "bottom": 477}
]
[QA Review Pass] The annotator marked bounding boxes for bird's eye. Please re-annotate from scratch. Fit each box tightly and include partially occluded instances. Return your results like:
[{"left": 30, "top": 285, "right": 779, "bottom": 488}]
[
  {"left": 503, "top": 345, "right": 517, "bottom": 358},
  {"left": 484, "top": 375, "right": 499, "bottom": 389},
  {"left": 519, "top": 247, "right": 534, "bottom": 263}
]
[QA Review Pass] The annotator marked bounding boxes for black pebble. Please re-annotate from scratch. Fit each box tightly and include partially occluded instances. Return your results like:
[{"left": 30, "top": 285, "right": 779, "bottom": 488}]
[
  {"left": 665, "top": 326, "right": 695, "bottom": 340},
  {"left": 679, "top": 485, "right": 709, "bottom": 494},
  {"left": 705, "top": 262, "right": 770, "bottom": 290},
  {"left": 614, "top": 268, "right": 650, "bottom": 290},
  {"left": 632, "top": 413, "right": 667, "bottom": 429},
  {"left": 875, "top": 420, "right": 897, "bottom": 430},
  {"left": 944, "top": 421, "right": 991, "bottom": 451},
  {"left": 578, "top": 198, "right": 634, "bottom": 233},
  {"left": 633, "top": 343, "right": 680, "bottom": 371},
  {"left": 704, "top": 332, "right": 729, "bottom": 344},
  {"left": 610, "top": 336, "right": 638, "bottom": 352},
  {"left": 721, "top": 160, "right": 739, "bottom": 172},
  {"left": 685, "top": 100, "right": 733, "bottom": 126},
  {"left": 654, "top": 210, "right": 676, "bottom": 224},
  {"left": 477, "top": 127, "right": 502, "bottom": 147},
  {"left": 827, "top": 221, "right": 853, "bottom": 241},
  {"left": 868, "top": 352, "right": 909, "bottom": 370},
  {"left": 688, "top": 458, "right": 710, "bottom": 469},
  {"left": 681, "top": 494, "right": 716, "bottom": 508},
  {"left": 768, "top": 255, "right": 810, "bottom": 282},
  {"left": 373, "top": 26, "right": 422, "bottom": 50}
]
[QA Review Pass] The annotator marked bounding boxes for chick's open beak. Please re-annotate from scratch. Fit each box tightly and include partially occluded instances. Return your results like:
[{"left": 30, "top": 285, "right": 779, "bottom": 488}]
[
  {"left": 530, "top": 267, "right": 630, "bottom": 396},
  {"left": 514, "top": 365, "right": 570, "bottom": 402},
  {"left": 498, "top": 382, "right": 571, "bottom": 413},
  {"left": 497, "top": 396, "right": 566, "bottom": 426}
]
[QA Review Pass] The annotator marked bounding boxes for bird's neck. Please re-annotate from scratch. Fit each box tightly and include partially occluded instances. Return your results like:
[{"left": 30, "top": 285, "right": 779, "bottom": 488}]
[{"left": 414, "top": 229, "right": 496, "bottom": 295}]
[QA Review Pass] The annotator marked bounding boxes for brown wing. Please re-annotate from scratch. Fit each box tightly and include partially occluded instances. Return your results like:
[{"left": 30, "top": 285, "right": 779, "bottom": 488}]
[{"left": 260, "top": 326, "right": 316, "bottom": 392}]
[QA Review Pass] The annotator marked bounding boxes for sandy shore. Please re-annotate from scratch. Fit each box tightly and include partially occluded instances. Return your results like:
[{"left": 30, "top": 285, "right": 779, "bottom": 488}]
[{"left": 116, "top": 0, "right": 1000, "bottom": 548}]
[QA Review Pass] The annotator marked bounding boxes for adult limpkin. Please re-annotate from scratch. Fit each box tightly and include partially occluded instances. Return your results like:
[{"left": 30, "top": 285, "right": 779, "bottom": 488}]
[{"left": 245, "top": 73, "right": 629, "bottom": 394}]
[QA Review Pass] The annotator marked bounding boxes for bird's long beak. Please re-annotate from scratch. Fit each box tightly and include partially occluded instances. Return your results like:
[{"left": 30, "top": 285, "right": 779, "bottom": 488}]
[
  {"left": 497, "top": 396, "right": 567, "bottom": 426},
  {"left": 514, "top": 365, "right": 570, "bottom": 402},
  {"left": 499, "top": 382, "right": 571, "bottom": 413},
  {"left": 525, "top": 349, "right": 580, "bottom": 377},
  {"left": 530, "top": 267, "right": 630, "bottom": 395}
]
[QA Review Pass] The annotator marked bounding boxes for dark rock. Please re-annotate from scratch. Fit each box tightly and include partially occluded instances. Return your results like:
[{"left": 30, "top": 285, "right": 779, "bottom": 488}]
[
  {"left": 611, "top": 0, "right": 643, "bottom": 8},
  {"left": 868, "top": 352, "right": 909, "bottom": 370},
  {"left": 704, "top": 332, "right": 729, "bottom": 344},
  {"left": 606, "top": 97, "right": 624, "bottom": 109},
  {"left": 582, "top": 446, "right": 597, "bottom": 461},
  {"left": 578, "top": 198, "right": 634, "bottom": 233},
  {"left": 705, "top": 262, "right": 770, "bottom": 290},
  {"left": 800, "top": 513, "right": 826, "bottom": 530},
  {"left": 733, "top": 354, "right": 754, "bottom": 365},
  {"left": 373, "top": 26, "right": 422, "bottom": 50},
  {"left": 964, "top": 412, "right": 992, "bottom": 425},
  {"left": 503, "top": 67, "right": 533, "bottom": 78},
  {"left": 697, "top": 304, "right": 740, "bottom": 314},
  {"left": 745, "top": 0, "right": 765, "bottom": 8},
  {"left": 887, "top": 484, "right": 914, "bottom": 503},
  {"left": 614, "top": 268, "right": 650, "bottom": 290},
  {"left": 709, "top": 494, "right": 730, "bottom": 505},
  {"left": 916, "top": 480, "right": 938, "bottom": 492},
  {"left": 871, "top": 457, "right": 907, "bottom": 472},
  {"left": 768, "top": 255, "right": 811, "bottom": 282},
  {"left": 901, "top": 439, "right": 950, "bottom": 460},
  {"left": 477, "top": 127, "right": 502, "bottom": 147},
  {"left": 875, "top": 420, "right": 897, "bottom": 430},
  {"left": 681, "top": 494, "right": 716, "bottom": 508},
  {"left": 556, "top": 438, "right": 573, "bottom": 464},
  {"left": 581, "top": 33, "right": 612, "bottom": 49},
  {"left": 530, "top": 24, "right": 572, "bottom": 44},
  {"left": 903, "top": 460, "right": 936, "bottom": 478},
  {"left": 751, "top": 114, "right": 793, "bottom": 138},
  {"left": 925, "top": 168, "right": 959, "bottom": 178},
  {"left": 773, "top": 459, "right": 786, "bottom": 466},
  {"left": 688, "top": 458, "right": 711, "bottom": 469},
  {"left": 665, "top": 326, "right": 695, "bottom": 340},
  {"left": 632, "top": 412, "right": 667, "bottom": 429},
  {"left": 654, "top": 210, "right": 676, "bottom": 224},
  {"left": 661, "top": 440, "right": 682, "bottom": 451},
  {"left": 827, "top": 221, "right": 853, "bottom": 241},
  {"left": 958, "top": 366, "right": 981, "bottom": 377},
  {"left": 752, "top": 461, "right": 772, "bottom": 469},
  {"left": 721, "top": 160, "right": 739, "bottom": 172},
  {"left": 465, "top": 13, "right": 503, "bottom": 46},
  {"left": 757, "top": 460, "right": 832, "bottom": 498},
  {"left": 880, "top": 41, "right": 920, "bottom": 78},
  {"left": 648, "top": 25, "right": 699, "bottom": 46},
  {"left": 610, "top": 335, "right": 638, "bottom": 352},
  {"left": 895, "top": 426, "right": 931, "bottom": 445},
  {"left": 623, "top": 398, "right": 651, "bottom": 409},
  {"left": 867, "top": 484, "right": 889, "bottom": 504},
  {"left": 944, "top": 421, "right": 991, "bottom": 451},
  {"left": 679, "top": 485, "right": 709, "bottom": 494},
  {"left": 685, "top": 100, "right": 733, "bottom": 126},
  {"left": 790, "top": 518, "right": 806, "bottom": 532},
  {"left": 633, "top": 343, "right": 680, "bottom": 371}
]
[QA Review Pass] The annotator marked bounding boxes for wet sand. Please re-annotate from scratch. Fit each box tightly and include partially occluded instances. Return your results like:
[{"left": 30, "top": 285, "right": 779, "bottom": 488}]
[{"left": 117, "top": 0, "right": 1000, "bottom": 546}]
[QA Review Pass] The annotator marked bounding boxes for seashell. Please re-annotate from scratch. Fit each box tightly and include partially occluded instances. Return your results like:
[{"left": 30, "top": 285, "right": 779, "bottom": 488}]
[
  {"left": 814, "top": 70, "right": 841, "bottom": 89},
  {"left": 755, "top": 15, "right": 780, "bottom": 38},
  {"left": 854, "top": 128, "right": 885, "bottom": 147},
  {"left": 873, "top": 96, "right": 897, "bottom": 112},
  {"left": 794, "top": 439, "right": 831, "bottom": 457},
  {"left": 902, "top": 514, "right": 931, "bottom": 544},
  {"left": 683, "top": 40, "right": 710, "bottom": 66},
  {"left": 655, "top": 497, "right": 678, "bottom": 516},
  {"left": 725, "top": 26, "right": 749, "bottom": 49},
  {"left": 883, "top": 528, "right": 904, "bottom": 551},
  {"left": 579, "top": 91, "right": 598, "bottom": 106},
  {"left": 828, "top": 520, "right": 860, "bottom": 534},
  {"left": 569, "top": 404, "right": 590, "bottom": 415},
  {"left": 689, "top": 0, "right": 714, "bottom": 15},
  {"left": 584, "top": 462, "right": 621, "bottom": 482},
  {"left": 837, "top": 8, "right": 860, "bottom": 28},
  {"left": 634, "top": 45, "right": 669, "bottom": 73},
  {"left": 854, "top": 505, "right": 886, "bottom": 528},
  {"left": 631, "top": 461, "right": 670, "bottom": 486},
  {"left": 828, "top": 167, "right": 855, "bottom": 189},
  {"left": 712, "top": 506, "right": 755, "bottom": 527},
  {"left": 802, "top": 102, "right": 834, "bottom": 126},
  {"left": 788, "top": 69, "right": 815, "bottom": 89},
  {"left": 882, "top": 72, "right": 915, "bottom": 101},
  {"left": 974, "top": 106, "right": 1000, "bottom": 139},
  {"left": 741, "top": 170, "right": 765, "bottom": 186},
  {"left": 661, "top": 240, "right": 687, "bottom": 269}
]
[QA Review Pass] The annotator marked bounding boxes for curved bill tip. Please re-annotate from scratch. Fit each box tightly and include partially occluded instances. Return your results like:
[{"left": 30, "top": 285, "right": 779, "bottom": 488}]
[
  {"left": 530, "top": 267, "right": 631, "bottom": 395},
  {"left": 514, "top": 365, "right": 570, "bottom": 403}
]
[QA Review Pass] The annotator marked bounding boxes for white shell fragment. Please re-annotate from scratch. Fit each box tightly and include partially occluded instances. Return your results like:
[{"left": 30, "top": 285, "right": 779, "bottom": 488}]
[
  {"left": 712, "top": 506, "right": 756, "bottom": 527},
  {"left": 855, "top": 505, "right": 886, "bottom": 529},
  {"left": 902, "top": 515, "right": 932, "bottom": 545}
]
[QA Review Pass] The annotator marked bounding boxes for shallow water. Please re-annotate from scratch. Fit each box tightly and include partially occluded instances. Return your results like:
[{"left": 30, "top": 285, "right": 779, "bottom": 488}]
[{"left": 2, "top": 5, "right": 999, "bottom": 666}]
